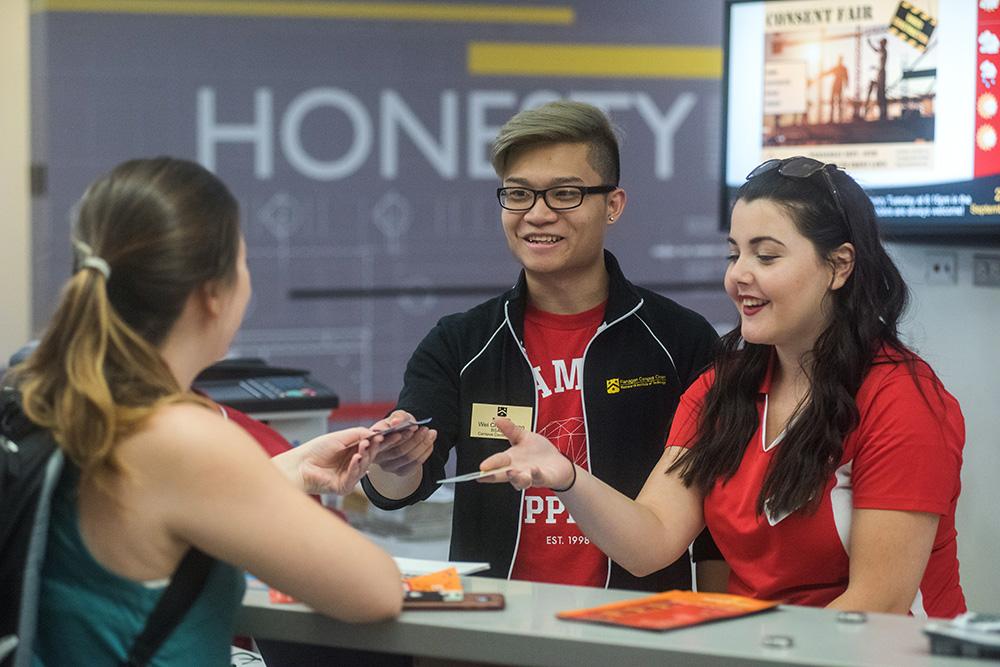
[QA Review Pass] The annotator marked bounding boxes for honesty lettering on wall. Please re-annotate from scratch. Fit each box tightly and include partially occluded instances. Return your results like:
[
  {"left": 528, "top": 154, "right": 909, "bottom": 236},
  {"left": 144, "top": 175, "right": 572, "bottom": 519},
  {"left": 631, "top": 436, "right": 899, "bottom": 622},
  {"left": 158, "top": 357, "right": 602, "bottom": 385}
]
[
  {"left": 32, "top": 1, "right": 730, "bottom": 403},
  {"left": 196, "top": 88, "right": 697, "bottom": 181}
]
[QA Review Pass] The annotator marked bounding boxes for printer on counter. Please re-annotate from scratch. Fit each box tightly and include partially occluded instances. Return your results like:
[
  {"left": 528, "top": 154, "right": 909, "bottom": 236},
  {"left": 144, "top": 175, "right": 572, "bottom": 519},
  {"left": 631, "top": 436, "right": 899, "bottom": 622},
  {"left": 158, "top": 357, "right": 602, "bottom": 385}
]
[
  {"left": 194, "top": 358, "right": 339, "bottom": 444},
  {"left": 193, "top": 357, "right": 339, "bottom": 413}
]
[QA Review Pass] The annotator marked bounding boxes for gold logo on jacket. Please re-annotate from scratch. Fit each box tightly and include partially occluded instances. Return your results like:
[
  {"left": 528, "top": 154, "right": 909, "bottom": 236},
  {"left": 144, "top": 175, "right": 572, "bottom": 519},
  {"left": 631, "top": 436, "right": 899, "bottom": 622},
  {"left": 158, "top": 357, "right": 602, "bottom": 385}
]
[{"left": 606, "top": 374, "right": 666, "bottom": 394}]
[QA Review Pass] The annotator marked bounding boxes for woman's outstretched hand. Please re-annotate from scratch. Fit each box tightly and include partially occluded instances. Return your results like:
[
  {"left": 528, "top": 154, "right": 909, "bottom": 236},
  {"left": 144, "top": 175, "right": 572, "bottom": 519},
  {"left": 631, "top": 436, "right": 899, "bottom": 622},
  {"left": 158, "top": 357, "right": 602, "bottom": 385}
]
[
  {"left": 294, "top": 427, "right": 380, "bottom": 495},
  {"left": 479, "top": 417, "right": 575, "bottom": 491}
]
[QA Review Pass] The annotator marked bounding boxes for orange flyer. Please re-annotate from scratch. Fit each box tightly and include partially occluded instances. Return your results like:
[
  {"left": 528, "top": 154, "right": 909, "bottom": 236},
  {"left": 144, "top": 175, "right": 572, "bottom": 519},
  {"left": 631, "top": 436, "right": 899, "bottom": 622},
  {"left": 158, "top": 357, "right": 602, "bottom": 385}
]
[
  {"left": 402, "top": 567, "right": 463, "bottom": 600},
  {"left": 267, "top": 588, "right": 297, "bottom": 604},
  {"left": 557, "top": 590, "right": 779, "bottom": 631}
]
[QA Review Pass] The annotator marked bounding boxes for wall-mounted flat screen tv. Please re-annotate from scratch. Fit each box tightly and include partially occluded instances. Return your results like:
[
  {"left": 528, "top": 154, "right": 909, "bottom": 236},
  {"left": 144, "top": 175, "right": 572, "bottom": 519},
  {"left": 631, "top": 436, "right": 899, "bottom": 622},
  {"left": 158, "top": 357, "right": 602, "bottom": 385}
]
[{"left": 722, "top": 0, "right": 1000, "bottom": 239}]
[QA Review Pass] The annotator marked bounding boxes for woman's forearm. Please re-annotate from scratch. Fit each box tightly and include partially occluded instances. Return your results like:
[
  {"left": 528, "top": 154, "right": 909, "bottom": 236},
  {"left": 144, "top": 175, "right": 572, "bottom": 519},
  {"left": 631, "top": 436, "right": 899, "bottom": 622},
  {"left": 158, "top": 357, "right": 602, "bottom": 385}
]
[
  {"left": 270, "top": 446, "right": 307, "bottom": 490},
  {"left": 556, "top": 462, "right": 703, "bottom": 576}
]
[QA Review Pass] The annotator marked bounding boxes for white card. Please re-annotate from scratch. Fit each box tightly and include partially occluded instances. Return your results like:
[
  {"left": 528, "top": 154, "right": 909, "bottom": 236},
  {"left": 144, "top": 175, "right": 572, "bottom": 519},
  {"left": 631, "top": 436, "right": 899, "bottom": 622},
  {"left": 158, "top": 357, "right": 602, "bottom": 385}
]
[{"left": 436, "top": 466, "right": 512, "bottom": 484}]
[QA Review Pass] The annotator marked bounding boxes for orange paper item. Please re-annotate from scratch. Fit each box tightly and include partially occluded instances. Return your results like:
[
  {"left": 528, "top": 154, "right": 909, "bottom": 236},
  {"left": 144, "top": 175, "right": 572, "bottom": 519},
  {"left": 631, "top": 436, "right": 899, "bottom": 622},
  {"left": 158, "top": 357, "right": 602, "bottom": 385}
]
[
  {"left": 557, "top": 590, "right": 779, "bottom": 631},
  {"left": 402, "top": 567, "right": 463, "bottom": 600},
  {"left": 268, "top": 588, "right": 298, "bottom": 604}
]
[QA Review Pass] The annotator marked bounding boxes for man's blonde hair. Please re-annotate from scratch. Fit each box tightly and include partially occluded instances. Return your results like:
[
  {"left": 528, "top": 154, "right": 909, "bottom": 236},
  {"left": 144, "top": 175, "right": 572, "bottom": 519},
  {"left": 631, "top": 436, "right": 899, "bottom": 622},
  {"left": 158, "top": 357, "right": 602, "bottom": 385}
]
[{"left": 491, "top": 100, "right": 620, "bottom": 184}]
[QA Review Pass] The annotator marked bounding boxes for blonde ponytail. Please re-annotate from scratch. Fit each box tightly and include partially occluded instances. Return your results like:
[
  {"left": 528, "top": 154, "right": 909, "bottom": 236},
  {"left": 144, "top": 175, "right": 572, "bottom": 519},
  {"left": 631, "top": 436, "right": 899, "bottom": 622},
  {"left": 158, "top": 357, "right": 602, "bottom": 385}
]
[
  {"left": 16, "top": 267, "right": 183, "bottom": 477},
  {"left": 13, "top": 157, "right": 238, "bottom": 478}
]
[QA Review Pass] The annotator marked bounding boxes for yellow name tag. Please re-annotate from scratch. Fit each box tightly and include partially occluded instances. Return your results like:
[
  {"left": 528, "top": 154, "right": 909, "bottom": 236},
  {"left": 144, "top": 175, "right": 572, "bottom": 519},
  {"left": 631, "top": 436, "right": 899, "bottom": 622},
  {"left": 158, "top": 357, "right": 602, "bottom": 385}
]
[{"left": 470, "top": 403, "right": 533, "bottom": 440}]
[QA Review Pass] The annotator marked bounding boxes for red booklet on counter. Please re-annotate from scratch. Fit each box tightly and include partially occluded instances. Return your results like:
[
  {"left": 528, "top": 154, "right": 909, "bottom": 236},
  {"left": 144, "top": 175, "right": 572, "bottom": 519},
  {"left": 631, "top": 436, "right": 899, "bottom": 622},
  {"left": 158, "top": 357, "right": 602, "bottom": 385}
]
[{"left": 557, "top": 590, "right": 779, "bottom": 631}]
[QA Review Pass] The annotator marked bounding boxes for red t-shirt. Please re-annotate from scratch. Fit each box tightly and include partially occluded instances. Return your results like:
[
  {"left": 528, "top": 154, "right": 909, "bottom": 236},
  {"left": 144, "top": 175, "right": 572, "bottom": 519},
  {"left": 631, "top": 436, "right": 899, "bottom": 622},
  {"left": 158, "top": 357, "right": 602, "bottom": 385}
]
[
  {"left": 217, "top": 403, "right": 294, "bottom": 458},
  {"left": 509, "top": 302, "right": 609, "bottom": 587},
  {"left": 668, "top": 349, "right": 966, "bottom": 618}
]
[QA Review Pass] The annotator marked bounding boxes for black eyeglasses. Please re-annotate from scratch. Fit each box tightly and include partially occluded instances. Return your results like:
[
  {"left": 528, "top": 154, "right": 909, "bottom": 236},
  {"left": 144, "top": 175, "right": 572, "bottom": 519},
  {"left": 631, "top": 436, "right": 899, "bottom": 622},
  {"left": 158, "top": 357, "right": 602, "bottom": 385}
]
[
  {"left": 497, "top": 184, "right": 617, "bottom": 211},
  {"left": 746, "top": 156, "right": 849, "bottom": 230}
]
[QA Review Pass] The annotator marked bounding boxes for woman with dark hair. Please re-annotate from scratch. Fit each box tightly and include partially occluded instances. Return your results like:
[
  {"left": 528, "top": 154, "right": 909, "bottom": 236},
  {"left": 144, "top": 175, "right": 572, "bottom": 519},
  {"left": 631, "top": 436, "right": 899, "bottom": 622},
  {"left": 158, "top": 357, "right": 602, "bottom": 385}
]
[
  {"left": 480, "top": 156, "right": 966, "bottom": 617},
  {"left": 9, "top": 157, "right": 404, "bottom": 665}
]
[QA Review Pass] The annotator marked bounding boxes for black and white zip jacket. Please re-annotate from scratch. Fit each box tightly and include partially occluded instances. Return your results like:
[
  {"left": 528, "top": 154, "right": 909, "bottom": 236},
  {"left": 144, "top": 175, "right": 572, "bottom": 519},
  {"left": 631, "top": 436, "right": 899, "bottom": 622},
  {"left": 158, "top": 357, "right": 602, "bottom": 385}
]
[{"left": 363, "top": 251, "right": 721, "bottom": 592}]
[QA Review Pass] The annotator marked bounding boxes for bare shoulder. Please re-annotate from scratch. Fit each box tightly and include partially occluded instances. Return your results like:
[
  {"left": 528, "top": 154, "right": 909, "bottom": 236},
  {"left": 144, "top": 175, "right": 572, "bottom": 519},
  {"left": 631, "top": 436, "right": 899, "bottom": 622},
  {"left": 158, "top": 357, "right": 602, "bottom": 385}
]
[
  {"left": 121, "top": 401, "right": 267, "bottom": 472},
  {"left": 146, "top": 401, "right": 236, "bottom": 434}
]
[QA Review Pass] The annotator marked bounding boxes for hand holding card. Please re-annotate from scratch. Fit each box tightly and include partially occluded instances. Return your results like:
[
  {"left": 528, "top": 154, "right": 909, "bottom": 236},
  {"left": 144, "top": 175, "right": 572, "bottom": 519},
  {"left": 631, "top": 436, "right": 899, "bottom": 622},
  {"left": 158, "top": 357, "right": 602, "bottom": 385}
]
[
  {"left": 436, "top": 466, "right": 512, "bottom": 484},
  {"left": 345, "top": 417, "right": 432, "bottom": 449},
  {"left": 374, "top": 417, "right": 432, "bottom": 438}
]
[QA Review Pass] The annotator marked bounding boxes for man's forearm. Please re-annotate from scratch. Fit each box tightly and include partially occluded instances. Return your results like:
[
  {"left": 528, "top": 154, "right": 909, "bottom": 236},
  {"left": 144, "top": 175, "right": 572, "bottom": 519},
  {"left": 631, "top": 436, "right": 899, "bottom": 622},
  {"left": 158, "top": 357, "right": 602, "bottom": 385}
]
[{"left": 366, "top": 464, "right": 424, "bottom": 500}]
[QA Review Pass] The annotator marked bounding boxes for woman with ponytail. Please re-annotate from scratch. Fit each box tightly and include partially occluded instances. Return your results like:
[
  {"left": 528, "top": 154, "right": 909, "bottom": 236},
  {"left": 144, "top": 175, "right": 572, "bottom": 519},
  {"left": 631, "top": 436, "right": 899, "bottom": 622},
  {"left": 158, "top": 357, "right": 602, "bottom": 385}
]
[
  {"left": 10, "top": 157, "right": 403, "bottom": 665},
  {"left": 478, "top": 157, "right": 966, "bottom": 618}
]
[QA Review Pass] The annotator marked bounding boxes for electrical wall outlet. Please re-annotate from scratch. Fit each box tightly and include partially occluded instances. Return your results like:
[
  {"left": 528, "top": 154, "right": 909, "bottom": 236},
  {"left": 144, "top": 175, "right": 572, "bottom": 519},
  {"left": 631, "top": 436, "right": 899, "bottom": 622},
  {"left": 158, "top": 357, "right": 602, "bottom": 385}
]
[
  {"left": 973, "top": 254, "right": 1000, "bottom": 288},
  {"left": 925, "top": 251, "right": 958, "bottom": 286}
]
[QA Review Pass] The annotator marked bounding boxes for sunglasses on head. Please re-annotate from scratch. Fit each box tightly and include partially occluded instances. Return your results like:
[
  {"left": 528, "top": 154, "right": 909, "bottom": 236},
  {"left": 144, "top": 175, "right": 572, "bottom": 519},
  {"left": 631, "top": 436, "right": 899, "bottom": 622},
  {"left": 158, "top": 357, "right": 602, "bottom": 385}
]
[{"left": 746, "top": 156, "right": 850, "bottom": 231}]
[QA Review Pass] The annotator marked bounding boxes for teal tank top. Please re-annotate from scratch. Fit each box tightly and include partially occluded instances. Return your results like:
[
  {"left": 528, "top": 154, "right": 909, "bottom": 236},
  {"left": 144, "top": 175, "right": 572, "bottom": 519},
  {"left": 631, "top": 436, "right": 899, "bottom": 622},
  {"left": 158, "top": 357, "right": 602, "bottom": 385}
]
[{"left": 32, "top": 467, "right": 246, "bottom": 666}]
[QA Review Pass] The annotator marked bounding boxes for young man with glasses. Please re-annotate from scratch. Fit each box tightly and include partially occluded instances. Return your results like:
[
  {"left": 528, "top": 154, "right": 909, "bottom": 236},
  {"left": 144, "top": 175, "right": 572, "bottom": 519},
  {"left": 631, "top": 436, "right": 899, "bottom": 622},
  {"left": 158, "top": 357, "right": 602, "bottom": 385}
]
[{"left": 362, "top": 101, "right": 725, "bottom": 593}]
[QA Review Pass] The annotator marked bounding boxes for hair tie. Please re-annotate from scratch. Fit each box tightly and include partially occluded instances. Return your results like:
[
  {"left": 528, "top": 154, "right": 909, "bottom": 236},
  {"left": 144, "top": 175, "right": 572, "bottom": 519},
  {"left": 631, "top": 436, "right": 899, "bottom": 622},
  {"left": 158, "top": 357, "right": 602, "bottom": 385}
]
[{"left": 72, "top": 239, "right": 111, "bottom": 280}]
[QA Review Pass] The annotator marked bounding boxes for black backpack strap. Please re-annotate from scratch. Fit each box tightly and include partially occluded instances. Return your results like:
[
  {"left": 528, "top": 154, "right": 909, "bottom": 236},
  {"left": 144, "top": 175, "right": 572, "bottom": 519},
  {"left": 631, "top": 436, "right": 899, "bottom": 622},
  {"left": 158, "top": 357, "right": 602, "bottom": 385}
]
[
  {"left": 121, "top": 547, "right": 215, "bottom": 667},
  {"left": 12, "top": 447, "right": 63, "bottom": 667},
  {"left": 1, "top": 386, "right": 63, "bottom": 667}
]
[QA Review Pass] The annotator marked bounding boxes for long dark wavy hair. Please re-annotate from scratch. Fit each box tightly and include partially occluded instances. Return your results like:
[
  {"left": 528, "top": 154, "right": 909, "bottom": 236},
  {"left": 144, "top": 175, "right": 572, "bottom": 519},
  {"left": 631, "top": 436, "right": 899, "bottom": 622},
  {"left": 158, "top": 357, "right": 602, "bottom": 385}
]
[{"left": 670, "top": 164, "right": 910, "bottom": 517}]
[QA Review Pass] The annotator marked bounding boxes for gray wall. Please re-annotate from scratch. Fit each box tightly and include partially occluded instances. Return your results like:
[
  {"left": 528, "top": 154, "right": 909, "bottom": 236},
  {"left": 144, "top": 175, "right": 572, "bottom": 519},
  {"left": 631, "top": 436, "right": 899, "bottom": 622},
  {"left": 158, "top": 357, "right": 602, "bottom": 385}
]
[
  {"left": 890, "top": 244, "right": 1000, "bottom": 612},
  {"left": 0, "top": 0, "right": 30, "bottom": 361}
]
